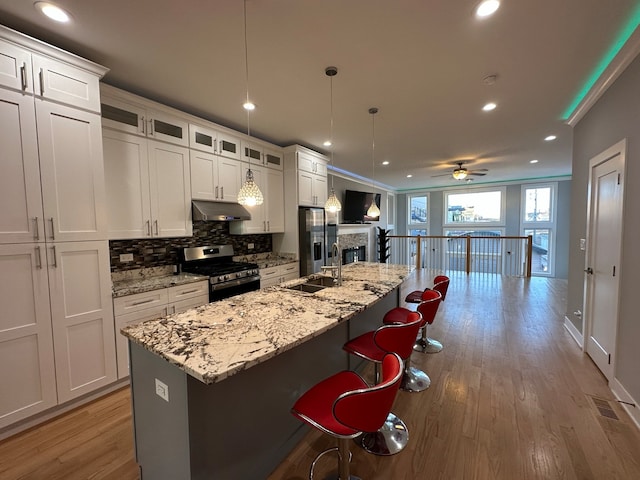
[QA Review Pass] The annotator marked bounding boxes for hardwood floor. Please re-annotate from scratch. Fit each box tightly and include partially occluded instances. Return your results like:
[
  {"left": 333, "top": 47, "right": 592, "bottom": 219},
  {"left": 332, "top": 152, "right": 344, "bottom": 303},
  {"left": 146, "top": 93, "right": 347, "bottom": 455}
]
[{"left": 2, "top": 270, "right": 639, "bottom": 479}]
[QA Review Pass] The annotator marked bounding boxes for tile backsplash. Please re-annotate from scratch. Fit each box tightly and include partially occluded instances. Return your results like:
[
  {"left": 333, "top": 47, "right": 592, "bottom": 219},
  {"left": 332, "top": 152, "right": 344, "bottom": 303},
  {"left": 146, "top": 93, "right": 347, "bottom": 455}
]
[{"left": 109, "top": 221, "right": 272, "bottom": 272}]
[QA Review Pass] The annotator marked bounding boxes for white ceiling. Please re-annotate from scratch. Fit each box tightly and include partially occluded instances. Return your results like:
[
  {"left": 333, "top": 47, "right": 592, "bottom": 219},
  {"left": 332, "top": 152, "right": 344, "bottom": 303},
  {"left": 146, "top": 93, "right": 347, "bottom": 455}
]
[{"left": 2, "top": 0, "right": 639, "bottom": 190}]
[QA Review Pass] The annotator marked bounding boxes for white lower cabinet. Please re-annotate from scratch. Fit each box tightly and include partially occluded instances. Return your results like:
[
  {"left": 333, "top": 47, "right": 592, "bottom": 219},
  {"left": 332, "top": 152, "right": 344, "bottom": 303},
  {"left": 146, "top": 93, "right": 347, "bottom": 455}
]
[
  {"left": 0, "top": 240, "right": 115, "bottom": 428},
  {"left": 0, "top": 244, "right": 56, "bottom": 429},
  {"left": 260, "top": 263, "right": 299, "bottom": 288},
  {"left": 113, "top": 281, "right": 208, "bottom": 378},
  {"left": 47, "top": 241, "right": 117, "bottom": 403}
]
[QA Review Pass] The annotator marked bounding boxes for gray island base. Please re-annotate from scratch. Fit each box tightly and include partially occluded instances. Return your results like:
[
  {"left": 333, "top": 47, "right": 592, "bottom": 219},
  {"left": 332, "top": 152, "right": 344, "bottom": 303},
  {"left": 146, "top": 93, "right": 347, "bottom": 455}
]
[{"left": 123, "top": 262, "right": 414, "bottom": 479}]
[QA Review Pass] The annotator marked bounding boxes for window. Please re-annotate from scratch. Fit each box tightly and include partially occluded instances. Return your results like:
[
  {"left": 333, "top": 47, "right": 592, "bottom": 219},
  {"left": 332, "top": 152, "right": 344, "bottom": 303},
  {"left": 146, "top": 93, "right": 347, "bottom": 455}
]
[
  {"left": 444, "top": 188, "right": 505, "bottom": 226},
  {"left": 408, "top": 194, "right": 428, "bottom": 225},
  {"left": 387, "top": 193, "right": 395, "bottom": 228},
  {"left": 521, "top": 183, "right": 556, "bottom": 276}
]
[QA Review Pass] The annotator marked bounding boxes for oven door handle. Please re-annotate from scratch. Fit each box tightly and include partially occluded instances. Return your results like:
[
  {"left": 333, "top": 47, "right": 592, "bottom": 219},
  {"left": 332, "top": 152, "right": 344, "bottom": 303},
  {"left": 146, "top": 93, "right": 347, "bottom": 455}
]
[{"left": 210, "top": 275, "right": 261, "bottom": 291}]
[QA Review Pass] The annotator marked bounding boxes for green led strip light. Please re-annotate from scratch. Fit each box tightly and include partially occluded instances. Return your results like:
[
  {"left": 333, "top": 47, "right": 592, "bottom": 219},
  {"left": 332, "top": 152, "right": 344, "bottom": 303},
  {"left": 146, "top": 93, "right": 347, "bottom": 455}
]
[{"left": 562, "top": 4, "right": 640, "bottom": 120}]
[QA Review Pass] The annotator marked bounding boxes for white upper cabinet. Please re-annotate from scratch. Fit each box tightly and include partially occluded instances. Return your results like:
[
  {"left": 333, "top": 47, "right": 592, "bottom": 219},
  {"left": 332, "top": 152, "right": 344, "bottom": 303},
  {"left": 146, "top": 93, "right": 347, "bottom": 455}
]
[
  {"left": 189, "top": 122, "right": 241, "bottom": 160},
  {"left": 36, "top": 101, "right": 107, "bottom": 241},
  {"left": 242, "top": 140, "right": 284, "bottom": 170},
  {"left": 104, "top": 129, "right": 191, "bottom": 239},
  {"left": 190, "top": 150, "right": 242, "bottom": 203},
  {"left": 0, "top": 37, "right": 33, "bottom": 93},
  {"left": 297, "top": 151, "right": 328, "bottom": 207},
  {"left": 148, "top": 140, "right": 192, "bottom": 237},
  {"left": 0, "top": 88, "right": 44, "bottom": 243},
  {"left": 101, "top": 89, "right": 189, "bottom": 147}
]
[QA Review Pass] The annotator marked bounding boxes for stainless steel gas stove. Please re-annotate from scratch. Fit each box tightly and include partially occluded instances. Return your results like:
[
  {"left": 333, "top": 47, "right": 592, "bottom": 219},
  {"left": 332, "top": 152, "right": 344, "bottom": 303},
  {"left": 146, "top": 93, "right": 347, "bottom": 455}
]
[{"left": 180, "top": 245, "right": 260, "bottom": 301}]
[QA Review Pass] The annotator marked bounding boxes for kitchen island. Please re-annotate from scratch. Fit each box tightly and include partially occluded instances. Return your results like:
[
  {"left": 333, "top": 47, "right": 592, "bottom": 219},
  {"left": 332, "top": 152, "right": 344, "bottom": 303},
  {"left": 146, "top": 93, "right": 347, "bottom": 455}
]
[{"left": 122, "top": 262, "right": 414, "bottom": 479}]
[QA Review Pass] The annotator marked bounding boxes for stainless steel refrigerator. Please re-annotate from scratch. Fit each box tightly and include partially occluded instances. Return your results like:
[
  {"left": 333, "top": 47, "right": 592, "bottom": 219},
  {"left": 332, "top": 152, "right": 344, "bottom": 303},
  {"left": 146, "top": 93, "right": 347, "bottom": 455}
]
[{"left": 298, "top": 207, "right": 326, "bottom": 276}]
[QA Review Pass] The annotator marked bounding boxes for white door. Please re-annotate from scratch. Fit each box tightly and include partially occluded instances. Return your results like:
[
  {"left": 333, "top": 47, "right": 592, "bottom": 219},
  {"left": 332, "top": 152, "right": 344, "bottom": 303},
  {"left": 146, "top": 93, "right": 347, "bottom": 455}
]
[
  {"left": 313, "top": 175, "right": 328, "bottom": 207},
  {"left": 103, "top": 129, "right": 152, "bottom": 239},
  {"left": 584, "top": 140, "right": 625, "bottom": 381},
  {"left": 148, "top": 140, "right": 192, "bottom": 237},
  {"left": 36, "top": 101, "right": 107, "bottom": 242},
  {"left": 298, "top": 170, "right": 315, "bottom": 206},
  {"left": 190, "top": 150, "right": 217, "bottom": 201},
  {"left": 0, "top": 38, "right": 33, "bottom": 93},
  {"left": 0, "top": 89, "right": 44, "bottom": 243},
  {"left": 0, "top": 243, "right": 57, "bottom": 428},
  {"left": 47, "top": 241, "right": 117, "bottom": 402}
]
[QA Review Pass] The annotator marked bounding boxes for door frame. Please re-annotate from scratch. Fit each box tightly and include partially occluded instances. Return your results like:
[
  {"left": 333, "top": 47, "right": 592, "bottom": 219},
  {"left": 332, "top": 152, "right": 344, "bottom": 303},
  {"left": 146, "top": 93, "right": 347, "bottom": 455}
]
[{"left": 582, "top": 138, "right": 626, "bottom": 381}]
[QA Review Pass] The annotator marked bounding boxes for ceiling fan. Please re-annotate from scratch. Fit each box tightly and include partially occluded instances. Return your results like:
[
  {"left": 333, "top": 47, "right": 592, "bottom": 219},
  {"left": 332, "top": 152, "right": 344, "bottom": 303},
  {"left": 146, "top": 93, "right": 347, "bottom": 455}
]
[{"left": 432, "top": 161, "right": 488, "bottom": 180}]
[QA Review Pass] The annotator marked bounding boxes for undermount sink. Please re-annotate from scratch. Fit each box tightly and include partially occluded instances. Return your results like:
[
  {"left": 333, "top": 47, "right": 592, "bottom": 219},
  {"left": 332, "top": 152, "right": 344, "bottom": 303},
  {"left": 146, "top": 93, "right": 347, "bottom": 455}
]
[
  {"left": 285, "top": 283, "right": 327, "bottom": 293},
  {"left": 305, "top": 276, "right": 338, "bottom": 287}
]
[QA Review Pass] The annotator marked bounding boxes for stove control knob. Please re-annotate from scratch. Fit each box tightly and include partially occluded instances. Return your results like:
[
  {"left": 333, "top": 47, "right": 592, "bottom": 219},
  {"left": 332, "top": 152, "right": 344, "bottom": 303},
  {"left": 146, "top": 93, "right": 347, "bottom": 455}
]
[
  {"left": 218, "top": 276, "right": 224, "bottom": 282},
  {"left": 224, "top": 274, "right": 231, "bottom": 280},
  {"left": 236, "top": 272, "right": 243, "bottom": 278}
]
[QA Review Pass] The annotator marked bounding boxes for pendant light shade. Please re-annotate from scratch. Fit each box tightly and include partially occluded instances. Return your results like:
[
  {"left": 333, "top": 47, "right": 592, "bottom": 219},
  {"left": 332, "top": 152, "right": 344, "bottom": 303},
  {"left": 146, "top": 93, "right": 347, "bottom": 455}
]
[
  {"left": 324, "top": 66, "right": 342, "bottom": 213},
  {"left": 237, "top": 168, "right": 263, "bottom": 206},
  {"left": 238, "top": 0, "right": 263, "bottom": 207},
  {"left": 367, "top": 107, "right": 380, "bottom": 219}
]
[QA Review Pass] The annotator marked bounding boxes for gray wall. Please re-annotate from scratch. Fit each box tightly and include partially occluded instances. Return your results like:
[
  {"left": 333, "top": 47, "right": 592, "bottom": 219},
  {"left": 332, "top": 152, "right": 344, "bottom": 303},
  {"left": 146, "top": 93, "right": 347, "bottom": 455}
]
[{"left": 568, "top": 52, "right": 640, "bottom": 404}]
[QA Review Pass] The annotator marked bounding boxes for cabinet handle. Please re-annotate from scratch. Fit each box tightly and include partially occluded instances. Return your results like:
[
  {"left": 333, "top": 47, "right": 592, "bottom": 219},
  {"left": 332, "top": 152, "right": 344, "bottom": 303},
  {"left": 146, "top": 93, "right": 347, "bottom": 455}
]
[
  {"left": 39, "top": 68, "right": 44, "bottom": 95},
  {"left": 20, "top": 63, "right": 27, "bottom": 91},
  {"left": 267, "top": 220, "right": 270, "bottom": 231},
  {"left": 146, "top": 220, "right": 151, "bottom": 236},
  {"left": 33, "top": 217, "right": 39, "bottom": 240},
  {"left": 215, "top": 186, "right": 219, "bottom": 199},
  {"left": 178, "top": 289, "right": 200, "bottom": 295},
  {"left": 154, "top": 220, "right": 159, "bottom": 235},
  {"left": 148, "top": 118, "right": 154, "bottom": 136},
  {"left": 214, "top": 139, "right": 218, "bottom": 154},
  {"left": 35, "top": 246, "right": 42, "bottom": 269},
  {"left": 49, "top": 218, "right": 55, "bottom": 240},
  {"left": 139, "top": 116, "right": 145, "bottom": 135},
  {"left": 263, "top": 220, "right": 266, "bottom": 232},
  {"left": 220, "top": 186, "right": 224, "bottom": 199},
  {"left": 131, "top": 298, "right": 156, "bottom": 306},
  {"left": 50, "top": 246, "right": 57, "bottom": 268}
]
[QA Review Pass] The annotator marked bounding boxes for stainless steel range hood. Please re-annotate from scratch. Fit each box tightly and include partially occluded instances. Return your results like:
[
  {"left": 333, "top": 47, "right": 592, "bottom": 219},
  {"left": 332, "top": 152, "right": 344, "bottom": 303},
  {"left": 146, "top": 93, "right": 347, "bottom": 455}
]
[{"left": 192, "top": 201, "right": 251, "bottom": 221}]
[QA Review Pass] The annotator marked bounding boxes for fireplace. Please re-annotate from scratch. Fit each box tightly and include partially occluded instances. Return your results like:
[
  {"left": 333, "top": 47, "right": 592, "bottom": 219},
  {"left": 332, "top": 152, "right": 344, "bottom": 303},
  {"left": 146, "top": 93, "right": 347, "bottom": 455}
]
[{"left": 342, "top": 245, "right": 366, "bottom": 265}]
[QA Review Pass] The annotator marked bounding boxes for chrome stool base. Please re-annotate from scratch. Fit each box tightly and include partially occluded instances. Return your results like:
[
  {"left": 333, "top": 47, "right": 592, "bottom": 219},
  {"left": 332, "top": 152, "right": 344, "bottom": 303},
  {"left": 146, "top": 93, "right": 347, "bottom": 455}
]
[
  {"left": 413, "top": 337, "right": 443, "bottom": 353},
  {"left": 401, "top": 366, "right": 431, "bottom": 392},
  {"left": 359, "top": 412, "right": 409, "bottom": 456}
]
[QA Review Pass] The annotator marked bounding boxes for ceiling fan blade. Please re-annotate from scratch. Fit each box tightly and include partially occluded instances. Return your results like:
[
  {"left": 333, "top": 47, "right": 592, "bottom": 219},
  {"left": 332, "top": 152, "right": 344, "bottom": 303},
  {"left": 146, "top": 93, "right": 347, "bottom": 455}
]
[
  {"left": 431, "top": 172, "right": 454, "bottom": 177},
  {"left": 469, "top": 172, "right": 486, "bottom": 176},
  {"left": 471, "top": 168, "right": 488, "bottom": 172}
]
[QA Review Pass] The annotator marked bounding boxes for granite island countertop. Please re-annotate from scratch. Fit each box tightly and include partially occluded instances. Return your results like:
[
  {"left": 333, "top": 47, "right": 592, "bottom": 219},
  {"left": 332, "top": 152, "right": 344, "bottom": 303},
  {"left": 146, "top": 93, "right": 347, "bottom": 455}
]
[{"left": 121, "top": 262, "right": 414, "bottom": 384}]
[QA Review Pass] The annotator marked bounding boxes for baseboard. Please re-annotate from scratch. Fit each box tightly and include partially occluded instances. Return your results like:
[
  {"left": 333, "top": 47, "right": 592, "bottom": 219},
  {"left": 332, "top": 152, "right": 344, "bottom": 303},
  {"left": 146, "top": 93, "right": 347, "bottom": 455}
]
[
  {"left": 564, "top": 315, "right": 583, "bottom": 348},
  {"left": 0, "top": 378, "right": 130, "bottom": 441},
  {"left": 610, "top": 377, "right": 640, "bottom": 431}
]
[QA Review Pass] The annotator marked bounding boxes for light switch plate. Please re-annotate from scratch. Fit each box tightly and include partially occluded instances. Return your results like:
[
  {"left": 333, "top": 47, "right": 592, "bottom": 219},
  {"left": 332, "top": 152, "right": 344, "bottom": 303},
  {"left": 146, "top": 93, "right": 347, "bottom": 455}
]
[
  {"left": 248, "top": 243, "right": 255, "bottom": 249},
  {"left": 155, "top": 378, "right": 169, "bottom": 402},
  {"left": 120, "top": 253, "right": 134, "bottom": 262},
  {"left": 579, "top": 239, "right": 586, "bottom": 251}
]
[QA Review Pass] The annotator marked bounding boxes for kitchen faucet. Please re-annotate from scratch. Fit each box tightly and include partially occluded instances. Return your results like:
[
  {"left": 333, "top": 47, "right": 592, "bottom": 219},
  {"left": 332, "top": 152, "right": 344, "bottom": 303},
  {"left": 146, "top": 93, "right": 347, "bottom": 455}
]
[{"left": 321, "top": 242, "right": 342, "bottom": 286}]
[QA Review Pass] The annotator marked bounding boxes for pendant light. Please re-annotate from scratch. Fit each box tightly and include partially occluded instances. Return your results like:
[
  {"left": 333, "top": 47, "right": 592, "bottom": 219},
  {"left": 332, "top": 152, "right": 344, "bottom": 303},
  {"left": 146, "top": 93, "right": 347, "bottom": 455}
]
[
  {"left": 324, "top": 66, "right": 342, "bottom": 213},
  {"left": 367, "top": 107, "right": 381, "bottom": 219},
  {"left": 237, "top": 0, "right": 263, "bottom": 207}
]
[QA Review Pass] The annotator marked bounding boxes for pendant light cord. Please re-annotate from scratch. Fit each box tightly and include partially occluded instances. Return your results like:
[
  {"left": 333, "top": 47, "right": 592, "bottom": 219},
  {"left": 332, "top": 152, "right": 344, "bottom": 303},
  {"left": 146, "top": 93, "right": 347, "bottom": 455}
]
[
  {"left": 370, "top": 107, "right": 378, "bottom": 193},
  {"left": 244, "top": 0, "right": 251, "bottom": 140}
]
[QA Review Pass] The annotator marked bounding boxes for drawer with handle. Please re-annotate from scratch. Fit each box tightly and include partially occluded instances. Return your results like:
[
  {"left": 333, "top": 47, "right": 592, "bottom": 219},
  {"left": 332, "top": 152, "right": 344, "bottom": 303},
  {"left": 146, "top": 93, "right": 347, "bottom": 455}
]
[{"left": 114, "top": 289, "right": 169, "bottom": 316}]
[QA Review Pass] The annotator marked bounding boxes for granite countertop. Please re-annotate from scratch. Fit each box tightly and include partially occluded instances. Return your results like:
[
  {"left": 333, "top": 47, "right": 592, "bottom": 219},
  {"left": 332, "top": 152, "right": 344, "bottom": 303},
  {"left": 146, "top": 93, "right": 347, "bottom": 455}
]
[
  {"left": 112, "top": 272, "right": 208, "bottom": 298},
  {"left": 121, "top": 262, "right": 414, "bottom": 384},
  {"left": 234, "top": 252, "right": 297, "bottom": 269}
]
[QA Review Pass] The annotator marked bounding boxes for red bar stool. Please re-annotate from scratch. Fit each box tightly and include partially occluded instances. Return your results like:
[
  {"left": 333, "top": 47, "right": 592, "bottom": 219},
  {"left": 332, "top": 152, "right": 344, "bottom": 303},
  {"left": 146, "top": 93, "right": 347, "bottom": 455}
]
[
  {"left": 404, "top": 274, "right": 450, "bottom": 303},
  {"left": 291, "top": 352, "right": 404, "bottom": 480},
  {"left": 413, "top": 289, "right": 443, "bottom": 353},
  {"left": 342, "top": 309, "right": 425, "bottom": 455}
]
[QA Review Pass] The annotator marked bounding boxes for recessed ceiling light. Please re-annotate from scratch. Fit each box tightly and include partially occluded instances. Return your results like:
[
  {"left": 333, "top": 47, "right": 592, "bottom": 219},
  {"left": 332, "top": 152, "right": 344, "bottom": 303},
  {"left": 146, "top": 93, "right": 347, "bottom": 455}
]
[
  {"left": 530, "top": 159, "right": 539, "bottom": 164},
  {"left": 323, "top": 140, "right": 332, "bottom": 147},
  {"left": 482, "top": 102, "right": 497, "bottom": 112},
  {"left": 34, "top": 2, "right": 72, "bottom": 23},
  {"left": 243, "top": 101, "right": 255, "bottom": 111},
  {"left": 382, "top": 161, "right": 389, "bottom": 166},
  {"left": 406, "top": 174, "right": 413, "bottom": 178},
  {"left": 476, "top": 0, "right": 500, "bottom": 18},
  {"left": 544, "top": 135, "right": 557, "bottom": 141}
]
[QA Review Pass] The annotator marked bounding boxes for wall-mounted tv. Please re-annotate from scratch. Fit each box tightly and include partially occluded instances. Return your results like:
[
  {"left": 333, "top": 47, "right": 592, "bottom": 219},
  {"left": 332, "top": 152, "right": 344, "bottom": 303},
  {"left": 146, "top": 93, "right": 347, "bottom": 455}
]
[{"left": 342, "top": 189, "right": 381, "bottom": 223}]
